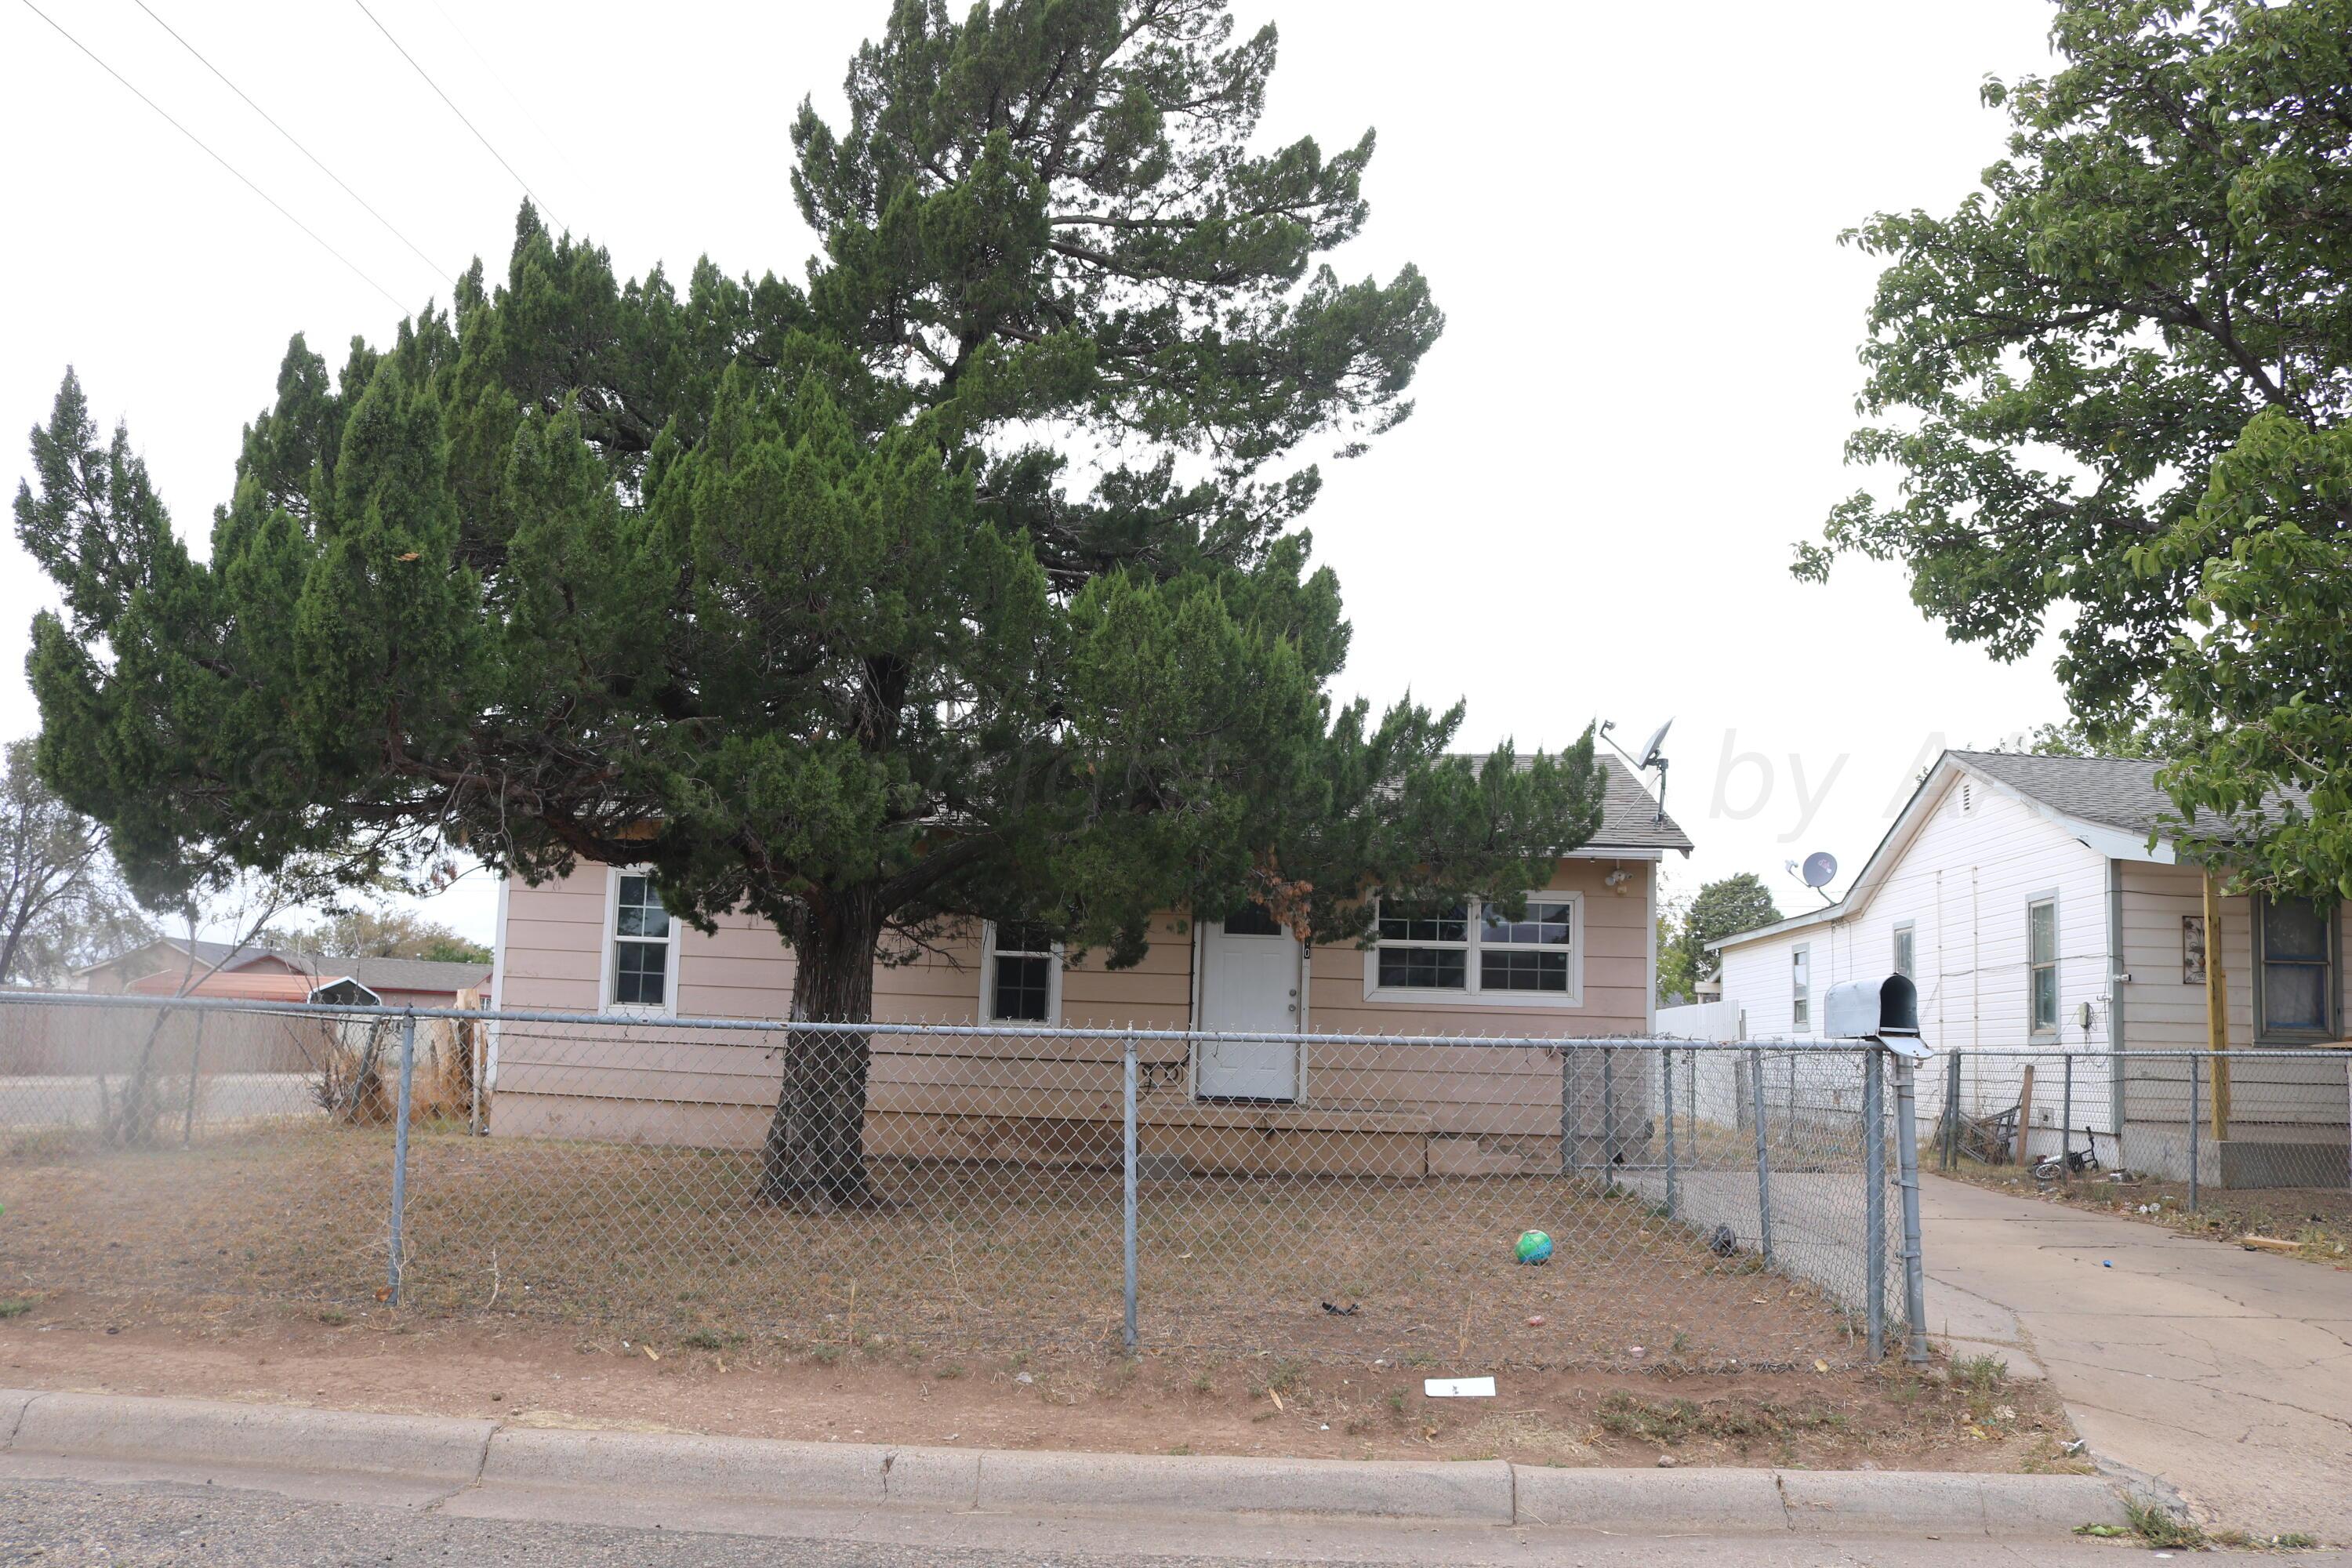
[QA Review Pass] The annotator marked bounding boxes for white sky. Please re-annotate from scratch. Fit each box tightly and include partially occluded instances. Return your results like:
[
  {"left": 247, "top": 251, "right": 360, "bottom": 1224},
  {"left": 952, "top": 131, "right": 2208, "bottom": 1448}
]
[{"left": 0, "top": 0, "right": 2074, "bottom": 946}]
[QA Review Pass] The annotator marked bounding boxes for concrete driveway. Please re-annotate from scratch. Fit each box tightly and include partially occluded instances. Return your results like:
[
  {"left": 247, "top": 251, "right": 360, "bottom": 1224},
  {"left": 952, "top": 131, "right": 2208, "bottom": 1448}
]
[{"left": 1919, "top": 1174, "right": 2352, "bottom": 1539}]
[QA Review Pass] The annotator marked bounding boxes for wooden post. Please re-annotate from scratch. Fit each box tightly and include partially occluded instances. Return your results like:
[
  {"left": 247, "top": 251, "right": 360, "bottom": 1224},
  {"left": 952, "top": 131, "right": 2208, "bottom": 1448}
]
[
  {"left": 2201, "top": 869, "right": 2233, "bottom": 1138},
  {"left": 2015, "top": 1063, "right": 2036, "bottom": 1165}
]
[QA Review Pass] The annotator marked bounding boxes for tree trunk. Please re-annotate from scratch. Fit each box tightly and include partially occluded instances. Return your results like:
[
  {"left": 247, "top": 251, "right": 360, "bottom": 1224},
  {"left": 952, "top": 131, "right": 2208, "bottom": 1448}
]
[{"left": 760, "top": 897, "right": 882, "bottom": 1206}]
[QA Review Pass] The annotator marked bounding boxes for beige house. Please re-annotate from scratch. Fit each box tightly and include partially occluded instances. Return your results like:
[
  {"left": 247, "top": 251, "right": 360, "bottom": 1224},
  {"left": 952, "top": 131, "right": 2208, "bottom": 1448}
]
[{"left": 488, "top": 758, "right": 1692, "bottom": 1171}]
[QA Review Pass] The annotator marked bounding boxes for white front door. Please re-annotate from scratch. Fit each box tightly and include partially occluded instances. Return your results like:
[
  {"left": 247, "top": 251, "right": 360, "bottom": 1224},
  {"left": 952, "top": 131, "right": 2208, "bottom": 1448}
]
[{"left": 1196, "top": 905, "right": 1301, "bottom": 1101}]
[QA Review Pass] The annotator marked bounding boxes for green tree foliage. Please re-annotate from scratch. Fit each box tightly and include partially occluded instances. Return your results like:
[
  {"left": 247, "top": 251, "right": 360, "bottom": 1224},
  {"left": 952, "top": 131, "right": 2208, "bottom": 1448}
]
[
  {"left": 1798, "top": 0, "right": 2352, "bottom": 892},
  {"left": 13, "top": 0, "right": 1604, "bottom": 1201},
  {"left": 1658, "top": 873, "right": 1781, "bottom": 1004},
  {"left": 268, "top": 906, "right": 490, "bottom": 965}
]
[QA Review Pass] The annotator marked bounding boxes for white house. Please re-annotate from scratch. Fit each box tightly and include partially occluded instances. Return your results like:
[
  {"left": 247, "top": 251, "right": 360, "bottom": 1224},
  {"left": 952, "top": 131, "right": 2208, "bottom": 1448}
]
[{"left": 1708, "top": 751, "right": 2349, "bottom": 1187}]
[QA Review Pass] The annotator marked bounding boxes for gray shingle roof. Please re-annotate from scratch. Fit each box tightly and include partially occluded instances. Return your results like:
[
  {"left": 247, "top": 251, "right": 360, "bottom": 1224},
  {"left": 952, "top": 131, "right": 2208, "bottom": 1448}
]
[
  {"left": 1454, "top": 752, "right": 1691, "bottom": 853},
  {"left": 1590, "top": 753, "right": 1694, "bottom": 852},
  {"left": 1953, "top": 750, "right": 2307, "bottom": 844}
]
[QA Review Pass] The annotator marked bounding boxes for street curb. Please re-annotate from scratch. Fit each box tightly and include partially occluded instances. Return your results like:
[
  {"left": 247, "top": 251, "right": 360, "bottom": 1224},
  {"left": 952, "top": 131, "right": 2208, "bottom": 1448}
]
[
  {"left": 5, "top": 1390, "right": 494, "bottom": 1493},
  {"left": 0, "top": 1389, "right": 2127, "bottom": 1537}
]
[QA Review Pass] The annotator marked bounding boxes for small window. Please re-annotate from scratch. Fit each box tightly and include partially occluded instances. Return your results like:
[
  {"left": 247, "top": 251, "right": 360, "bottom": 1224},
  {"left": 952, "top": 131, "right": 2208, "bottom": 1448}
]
[
  {"left": 1376, "top": 902, "right": 1470, "bottom": 991},
  {"left": 1892, "top": 923, "right": 1915, "bottom": 980},
  {"left": 2027, "top": 898, "right": 2058, "bottom": 1036},
  {"left": 1791, "top": 945, "right": 1810, "bottom": 1030},
  {"left": 1368, "top": 895, "right": 1579, "bottom": 1003},
  {"left": 610, "top": 872, "right": 676, "bottom": 1010},
  {"left": 2255, "top": 895, "right": 2335, "bottom": 1042},
  {"left": 985, "top": 921, "right": 1059, "bottom": 1024},
  {"left": 1479, "top": 898, "right": 1575, "bottom": 993},
  {"left": 1221, "top": 902, "right": 1286, "bottom": 938}
]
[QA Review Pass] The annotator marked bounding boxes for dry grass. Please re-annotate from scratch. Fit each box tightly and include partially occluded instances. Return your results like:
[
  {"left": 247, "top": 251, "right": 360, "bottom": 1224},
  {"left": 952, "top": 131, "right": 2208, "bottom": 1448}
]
[{"left": 1, "top": 1121, "right": 1880, "bottom": 1369}]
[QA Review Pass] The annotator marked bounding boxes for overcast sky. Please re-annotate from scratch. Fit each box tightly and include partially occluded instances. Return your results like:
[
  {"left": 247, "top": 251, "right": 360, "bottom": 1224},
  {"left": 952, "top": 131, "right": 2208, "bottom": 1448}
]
[{"left": 0, "top": 0, "right": 2074, "bottom": 946}]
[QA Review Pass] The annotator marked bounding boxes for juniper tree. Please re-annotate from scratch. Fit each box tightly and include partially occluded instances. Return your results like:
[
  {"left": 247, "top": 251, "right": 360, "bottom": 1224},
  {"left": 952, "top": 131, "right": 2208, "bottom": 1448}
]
[{"left": 16, "top": 0, "right": 1605, "bottom": 1202}]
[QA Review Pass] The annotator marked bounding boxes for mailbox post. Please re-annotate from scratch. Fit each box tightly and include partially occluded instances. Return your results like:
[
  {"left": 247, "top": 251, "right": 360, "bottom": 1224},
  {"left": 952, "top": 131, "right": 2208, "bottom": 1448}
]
[{"left": 1823, "top": 975, "right": 1931, "bottom": 1365}]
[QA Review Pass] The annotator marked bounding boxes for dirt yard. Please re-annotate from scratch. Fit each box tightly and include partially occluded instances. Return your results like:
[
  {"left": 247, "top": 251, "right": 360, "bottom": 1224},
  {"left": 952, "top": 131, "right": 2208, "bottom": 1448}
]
[
  {"left": 0, "top": 1122, "right": 1894, "bottom": 1374},
  {"left": 1942, "top": 1160, "right": 2352, "bottom": 1269},
  {"left": 0, "top": 1301, "right": 2082, "bottom": 1475}
]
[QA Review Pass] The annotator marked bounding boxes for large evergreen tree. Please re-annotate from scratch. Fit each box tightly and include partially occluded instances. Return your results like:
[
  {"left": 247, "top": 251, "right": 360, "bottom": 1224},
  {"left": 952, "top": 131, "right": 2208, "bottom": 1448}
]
[{"left": 14, "top": 0, "right": 1605, "bottom": 1202}]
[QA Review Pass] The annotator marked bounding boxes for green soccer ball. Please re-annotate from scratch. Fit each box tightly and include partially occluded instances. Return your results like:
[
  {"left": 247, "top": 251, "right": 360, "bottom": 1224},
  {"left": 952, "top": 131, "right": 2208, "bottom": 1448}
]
[{"left": 1515, "top": 1229, "right": 1553, "bottom": 1265}]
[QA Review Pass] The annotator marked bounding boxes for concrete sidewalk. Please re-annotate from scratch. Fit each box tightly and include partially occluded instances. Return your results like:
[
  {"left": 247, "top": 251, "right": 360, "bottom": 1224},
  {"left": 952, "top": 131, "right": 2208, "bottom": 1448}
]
[
  {"left": 0, "top": 1386, "right": 2124, "bottom": 1543},
  {"left": 1920, "top": 1174, "right": 2352, "bottom": 1539}
]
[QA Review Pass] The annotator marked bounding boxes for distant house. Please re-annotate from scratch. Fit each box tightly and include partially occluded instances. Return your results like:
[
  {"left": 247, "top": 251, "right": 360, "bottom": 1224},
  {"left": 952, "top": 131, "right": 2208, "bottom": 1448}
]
[
  {"left": 75, "top": 938, "right": 492, "bottom": 1010},
  {"left": 1708, "top": 750, "right": 2348, "bottom": 1188}
]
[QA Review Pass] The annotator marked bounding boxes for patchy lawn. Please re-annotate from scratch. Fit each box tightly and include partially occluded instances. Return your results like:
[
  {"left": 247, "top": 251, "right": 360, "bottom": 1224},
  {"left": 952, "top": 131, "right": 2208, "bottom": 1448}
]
[
  {"left": 2, "top": 1120, "right": 1888, "bottom": 1374},
  {"left": 0, "top": 1304, "right": 2082, "bottom": 1475}
]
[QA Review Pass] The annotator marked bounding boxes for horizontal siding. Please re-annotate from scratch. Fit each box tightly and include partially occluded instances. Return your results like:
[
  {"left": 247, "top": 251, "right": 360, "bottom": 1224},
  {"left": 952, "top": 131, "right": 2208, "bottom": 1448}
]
[
  {"left": 492, "top": 858, "right": 1661, "bottom": 1139},
  {"left": 1715, "top": 773, "right": 2114, "bottom": 1132}
]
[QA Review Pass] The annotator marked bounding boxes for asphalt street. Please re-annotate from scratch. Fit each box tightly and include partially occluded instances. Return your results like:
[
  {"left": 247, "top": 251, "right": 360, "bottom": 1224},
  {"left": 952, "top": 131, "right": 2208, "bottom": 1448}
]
[{"left": 4, "top": 1475, "right": 2342, "bottom": 1568}]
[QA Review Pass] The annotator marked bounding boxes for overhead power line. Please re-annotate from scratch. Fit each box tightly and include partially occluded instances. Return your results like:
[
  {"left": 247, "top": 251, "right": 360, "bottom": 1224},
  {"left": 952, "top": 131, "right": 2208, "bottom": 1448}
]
[
  {"left": 350, "top": 0, "right": 564, "bottom": 234},
  {"left": 131, "top": 0, "right": 452, "bottom": 285},
  {"left": 13, "top": 0, "right": 407, "bottom": 311}
]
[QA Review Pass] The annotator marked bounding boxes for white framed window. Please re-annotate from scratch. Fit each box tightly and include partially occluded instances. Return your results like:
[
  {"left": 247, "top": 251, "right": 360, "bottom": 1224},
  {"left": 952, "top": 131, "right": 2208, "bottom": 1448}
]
[
  {"left": 602, "top": 868, "right": 678, "bottom": 1014},
  {"left": 1791, "top": 944, "right": 1810, "bottom": 1030},
  {"left": 1892, "top": 922, "right": 1915, "bottom": 980},
  {"left": 982, "top": 920, "right": 1062, "bottom": 1025},
  {"left": 1365, "top": 893, "right": 1582, "bottom": 1007},
  {"left": 2027, "top": 895, "right": 2058, "bottom": 1038}
]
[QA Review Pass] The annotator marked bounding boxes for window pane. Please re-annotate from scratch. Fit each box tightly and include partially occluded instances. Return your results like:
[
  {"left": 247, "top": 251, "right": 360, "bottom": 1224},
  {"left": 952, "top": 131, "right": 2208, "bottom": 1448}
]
[
  {"left": 2031, "top": 964, "right": 2056, "bottom": 1030},
  {"left": 1793, "top": 996, "right": 1809, "bottom": 1028},
  {"left": 1893, "top": 929, "right": 1915, "bottom": 978},
  {"left": 2263, "top": 897, "right": 2328, "bottom": 962},
  {"left": 1483, "top": 901, "right": 1571, "bottom": 946},
  {"left": 617, "top": 875, "right": 670, "bottom": 938},
  {"left": 1378, "top": 905, "right": 1468, "bottom": 943},
  {"left": 1482, "top": 949, "right": 1569, "bottom": 992},
  {"left": 993, "top": 953, "right": 1051, "bottom": 1022},
  {"left": 1377, "top": 946, "right": 1467, "bottom": 990},
  {"left": 1221, "top": 903, "right": 1284, "bottom": 938},
  {"left": 1791, "top": 949, "right": 1809, "bottom": 986},
  {"left": 2028, "top": 901, "right": 2055, "bottom": 964},
  {"left": 996, "top": 922, "right": 1054, "bottom": 956},
  {"left": 2262, "top": 963, "right": 2326, "bottom": 1032},
  {"left": 615, "top": 939, "right": 666, "bottom": 1006}
]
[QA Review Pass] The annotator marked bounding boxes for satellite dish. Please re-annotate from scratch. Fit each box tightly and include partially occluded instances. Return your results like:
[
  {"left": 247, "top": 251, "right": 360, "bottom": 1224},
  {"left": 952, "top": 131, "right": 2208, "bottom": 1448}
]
[
  {"left": 1635, "top": 717, "right": 1674, "bottom": 769},
  {"left": 1801, "top": 851, "right": 1838, "bottom": 889}
]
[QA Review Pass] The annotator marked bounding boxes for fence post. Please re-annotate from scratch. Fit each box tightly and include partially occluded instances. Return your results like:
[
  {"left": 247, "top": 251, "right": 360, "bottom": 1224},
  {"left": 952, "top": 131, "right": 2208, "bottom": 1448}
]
[
  {"left": 387, "top": 1012, "right": 418, "bottom": 1307},
  {"left": 1559, "top": 1049, "right": 1573, "bottom": 1176},
  {"left": 1122, "top": 1033, "right": 1139, "bottom": 1353},
  {"left": 1943, "top": 1051, "right": 1962, "bottom": 1171},
  {"left": 2187, "top": 1054, "right": 2200, "bottom": 1213},
  {"left": 1661, "top": 1048, "right": 1678, "bottom": 1219},
  {"left": 1862, "top": 1047, "right": 1886, "bottom": 1362},
  {"left": 2060, "top": 1054, "right": 2074, "bottom": 1181},
  {"left": 469, "top": 1016, "right": 485, "bottom": 1138},
  {"left": 1889, "top": 1048, "right": 1930, "bottom": 1363},
  {"left": 1748, "top": 1047, "right": 1775, "bottom": 1268},
  {"left": 1600, "top": 1047, "right": 1617, "bottom": 1190}
]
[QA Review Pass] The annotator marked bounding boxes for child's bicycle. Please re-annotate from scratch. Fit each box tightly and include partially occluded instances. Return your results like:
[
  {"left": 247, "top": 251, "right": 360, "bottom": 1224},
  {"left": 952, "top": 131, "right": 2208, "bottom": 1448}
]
[{"left": 2031, "top": 1129, "right": 2103, "bottom": 1185}]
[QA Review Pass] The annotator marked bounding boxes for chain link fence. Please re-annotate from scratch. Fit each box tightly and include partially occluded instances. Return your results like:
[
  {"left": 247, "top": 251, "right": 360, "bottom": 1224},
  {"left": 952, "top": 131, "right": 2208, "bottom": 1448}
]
[
  {"left": 1924, "top": 1045, "right": 2352, "bottom": 1233},
  {"left": 0, "top": 993, "right": 1924, "bottom": 1370}
]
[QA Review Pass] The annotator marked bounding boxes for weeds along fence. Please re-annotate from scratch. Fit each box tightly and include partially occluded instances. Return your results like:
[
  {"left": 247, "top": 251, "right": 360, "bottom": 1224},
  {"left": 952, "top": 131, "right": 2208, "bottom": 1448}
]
[
  {"left": 0, "top": 992, "right": 1913, "bottom": 1371},
  {"left": 1923, "top": 1046, "right": 2352, "bottom": 1204}
]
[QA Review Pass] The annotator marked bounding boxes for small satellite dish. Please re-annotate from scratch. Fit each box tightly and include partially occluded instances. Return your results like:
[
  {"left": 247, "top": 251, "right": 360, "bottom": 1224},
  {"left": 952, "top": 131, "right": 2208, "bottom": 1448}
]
[
  {"left": 1634, "top": 717, "right": 1673, "bottom": 770},
  {"left": 1801, "top": 851, "right": 1838, "bottom": 889}
]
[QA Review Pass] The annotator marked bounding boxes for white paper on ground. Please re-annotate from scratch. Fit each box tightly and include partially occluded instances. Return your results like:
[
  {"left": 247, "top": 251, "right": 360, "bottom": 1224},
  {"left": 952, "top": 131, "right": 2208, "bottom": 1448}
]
[{"left": 1422, "top": 1377, "right": 1496, "bottom": 1398}]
